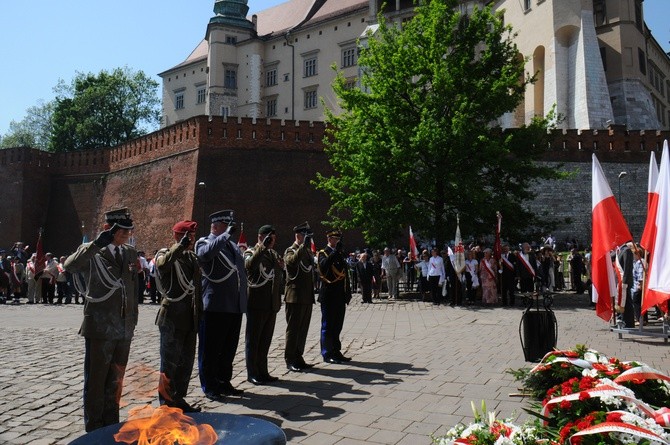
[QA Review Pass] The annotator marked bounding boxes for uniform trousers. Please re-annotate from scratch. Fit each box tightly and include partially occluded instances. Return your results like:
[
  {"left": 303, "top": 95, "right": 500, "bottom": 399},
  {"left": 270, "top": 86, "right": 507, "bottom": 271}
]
[
  {"left": 245, "top": 309, "right": 277, "bottom": 379},
  {"left": 198, "top": 311, "right": 242, "bottom": 394},
  {"left": 83, "top": 337, "right": 131, "bottom": 432},
  {"left": 320, "top": 293, "right": 346, "bottom": 358},
  {"left": 501, "top": 273, "right": 516, "bottom": 305},
  {"left": 158, "top": 325, "right": 197, "bottom": 406},
  {"left": 285, "top": 303, "right": 313, "bottom": 365}
]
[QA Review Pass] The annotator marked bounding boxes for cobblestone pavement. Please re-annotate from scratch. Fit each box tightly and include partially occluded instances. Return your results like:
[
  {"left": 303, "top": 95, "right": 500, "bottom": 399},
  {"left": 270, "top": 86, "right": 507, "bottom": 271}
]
[{"left": 1, "top": 294, "right": 668, "bottom": 444}]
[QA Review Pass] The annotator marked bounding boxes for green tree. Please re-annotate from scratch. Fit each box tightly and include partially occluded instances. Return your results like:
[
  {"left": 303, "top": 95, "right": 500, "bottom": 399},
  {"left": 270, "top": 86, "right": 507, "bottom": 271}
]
[
  {"left": 315, "top": 0, "right": 563, "bottom": 246},
  {"left": 0, "top": 101, "right": 54, "bottom": 150},
  {"left": 49, "top": 67, "right": 160, "bottom": 152}
]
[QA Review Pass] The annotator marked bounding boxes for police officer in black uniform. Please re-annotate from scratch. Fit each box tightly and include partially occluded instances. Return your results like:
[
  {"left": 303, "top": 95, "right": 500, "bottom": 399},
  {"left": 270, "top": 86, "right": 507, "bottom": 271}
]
[{"left": 318, "top": 230, "right": 352, "bottom": 364}]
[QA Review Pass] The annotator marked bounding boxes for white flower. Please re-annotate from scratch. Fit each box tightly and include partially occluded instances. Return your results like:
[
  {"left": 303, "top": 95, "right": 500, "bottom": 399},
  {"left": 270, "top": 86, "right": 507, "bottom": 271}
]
[
  {"left": 583, "top": 352, "right": 599, "bottom": 363},
  {"left": 493, "top": 436, "right": 515, "bottom": 445},
  {"left": 460, "top": 422, "right": 484, "bottom": 437},
  {"left": 582, "top": 368, "right": 599, "bottom": 378}
]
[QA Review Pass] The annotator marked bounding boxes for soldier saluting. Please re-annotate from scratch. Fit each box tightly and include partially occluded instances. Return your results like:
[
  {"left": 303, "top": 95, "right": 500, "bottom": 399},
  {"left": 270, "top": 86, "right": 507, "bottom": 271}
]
[
  {"left": 154, "top": 220, "right": 203, "bottom": 413},
  {"left": 318, "top": 230, "right": 352, "bottom": 364},
  {"left": 64, "top": 208, "right": 139, "bottom": 432},
  {"left": 284, "top": 222, "right": 316, "bottom": 372}
]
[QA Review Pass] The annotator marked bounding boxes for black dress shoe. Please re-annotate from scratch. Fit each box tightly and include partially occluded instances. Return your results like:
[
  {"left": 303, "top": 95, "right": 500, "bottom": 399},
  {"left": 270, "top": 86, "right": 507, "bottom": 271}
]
[
  {"left": 324, "top": 357, "right": 342, "bottom": 364},
  {"left": 261, "top": 375, "right": 279, "bottom": 383},
  {"left": 287, "top": 364, "right": 304, "bottom": 372},
  {"left": 204, "top": 392, "right": 225, "bottom": 402},
  {"left": 219, "top": 383, "right": 244, "bottom": 395},
  {"left": 298, "top": 362, "right": 315, "bottom": 369},
  {"left": 336, "top": 354, "right": 352, "bottom": 362},
  {"left": 179, "top": 402, "right": 202, "bottom": 413},
  {"left": 247, "top": 377, "right": 265, "bottom": 385}
]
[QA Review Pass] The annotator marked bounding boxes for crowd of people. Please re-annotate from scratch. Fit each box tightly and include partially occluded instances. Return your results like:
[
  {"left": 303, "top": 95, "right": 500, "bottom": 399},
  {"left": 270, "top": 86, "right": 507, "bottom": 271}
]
[{"left": 0, "top": 218, "right": 614, "bottom": 434}]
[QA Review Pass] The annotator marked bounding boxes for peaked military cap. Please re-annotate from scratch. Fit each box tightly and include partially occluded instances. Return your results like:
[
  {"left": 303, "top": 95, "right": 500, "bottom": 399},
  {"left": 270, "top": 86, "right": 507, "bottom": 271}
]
[
  {"left": 210, "top": 210, "right": 234, "bottom": 224},
  {"left": 258, "top": 224, "right": 276, "bottom": 235},
  {"left": 172, "top": 220, "right": 198, "bottom": 233},
  {"left": 293, "top": 221, "right": 311, "bottom": 234},
  {"left": 326, "top": 229, "right": 342, "bottom": 238},
  {"left": 105, "top": 208, "right": 134, "bottom": 230}
]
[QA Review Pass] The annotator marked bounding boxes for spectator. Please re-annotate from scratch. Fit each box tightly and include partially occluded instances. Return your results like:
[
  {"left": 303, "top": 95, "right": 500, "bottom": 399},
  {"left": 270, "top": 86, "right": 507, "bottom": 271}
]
[
  {"left": 427, "top": 247, "right": 445, "bottom": 305},
  {"left": 381, "top": 247, "right": 400, "bottom": 299},
  {"left": 42, "top": 253, "right": 58, "bottom": 304},
  {"left": 416, "top": 250, "right": 430, "bottom": 300},
  {"left": 569, "top": 248, "right": 584, "bottom": 294},
  {"left": 480, "top": 248, "right": 498, "bottom": 306},
  {"left": 55, "top": 256, "right": 69, "bottom": 304},
  {"left": 464, "top": 250, "right": 479, "bottom": 304},
  {"left": 356, "top": 251, "right": 374, "bottom": 304},
  {"left": 25, "top": 253, "right": 38, "bottom": 304},
  {"left": 371, "top": 250, "right": 383, "bottom": 299},
  {"left": 403, "top": 250, "right": 417, "bottom": 292}
]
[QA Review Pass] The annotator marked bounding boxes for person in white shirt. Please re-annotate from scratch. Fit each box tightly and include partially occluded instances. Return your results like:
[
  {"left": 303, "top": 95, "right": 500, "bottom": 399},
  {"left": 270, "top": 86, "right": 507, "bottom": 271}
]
[
  {"left": 416, "top": 250, "right": 430, "bottom": 300},
  {"left": 381, "top": 247, "right": 401, "bottom": 299},
  {"left": 427, "top": 248, "right": 445, "bottom": 305}
]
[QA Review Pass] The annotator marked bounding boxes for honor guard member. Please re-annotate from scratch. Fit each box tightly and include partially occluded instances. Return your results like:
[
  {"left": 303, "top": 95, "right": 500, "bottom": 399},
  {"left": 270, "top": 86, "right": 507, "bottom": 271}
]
[
  {"left": 318, "top": 230, "right": 353, "bottom": 364},
  {"left": 64, "top": 208, "right": 139, "bottom": 432},
  {"left": 195, "top": 210, "right": 247, "bottom": 399},
  {"left": 244, "top": 225, "right": 284, "bottom": 385},
  {"left": 154, "top": 220, "right": 203, "bottom": 413},
  {"left": 283, "top": 222, "right": 316, "bottom": 372}
]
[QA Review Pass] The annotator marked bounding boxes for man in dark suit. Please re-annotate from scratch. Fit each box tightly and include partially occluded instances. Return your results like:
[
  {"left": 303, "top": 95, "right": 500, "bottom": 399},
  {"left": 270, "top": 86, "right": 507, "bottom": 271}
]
[
  {"left": 64, "top": 208, "right": 139, "bottom": 432},
  {"left": 517, "top": 242, "right": 537, "bottom": 293},
  {"left": 569, "top": 248, "right": 585, "bottom": 294},
  {"left": 356, "top": 251, "right": 374, "bottom": 304},
  {"left": 283, "top": 222, "right": 316, "bottom": 372},
  {"left": 195, "top": 210, "right": 247, "bottom": 399},
  {"left": 244, "top": 225, "right": 284, "bottom": 385},
  {"left": 616, "top": 241, "right": 635, "bottom": 328},
  {"left": 154, "top": 220, "right": 202, "bottom": 413},
  {"left": 500, "top": 243, "right": 517, "bottom": 306},
  {"left": 318, "top": 230, "right": 352, "bottom": 364}
]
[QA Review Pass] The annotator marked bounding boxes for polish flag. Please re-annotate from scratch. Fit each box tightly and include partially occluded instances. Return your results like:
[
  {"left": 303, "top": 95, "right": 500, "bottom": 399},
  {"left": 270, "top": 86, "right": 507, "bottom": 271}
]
[
  {"left": 237, "top": 223, "right": 247, "bottom": 251},
  {"left": 640, "top": 149, "right": 660, "bottom": 251},
  {"left": 643, "top": 141, "right": 670, "bottom": 314},
  {"left": 453, "top": 217, "right": 466, "bottom": 275},
  {"left": 592, "top": 154, "right": 633, "bottom": 321},
  {"left": 310, "top": 237, "right": 317, "bottom": 254},
  {"left": 408, "top": 226, "right": 419, "bottom": 261}
]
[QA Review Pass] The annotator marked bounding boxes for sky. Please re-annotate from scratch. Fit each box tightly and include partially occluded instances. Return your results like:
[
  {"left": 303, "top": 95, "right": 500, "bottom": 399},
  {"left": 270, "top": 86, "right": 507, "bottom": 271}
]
[{"left": 1, "top": 0, "right": 669, "bottom": 135}]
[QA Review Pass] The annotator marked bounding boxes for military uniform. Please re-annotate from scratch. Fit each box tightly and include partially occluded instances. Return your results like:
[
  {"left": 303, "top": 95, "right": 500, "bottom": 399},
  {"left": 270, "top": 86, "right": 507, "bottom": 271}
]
[
  {"left": 244, "top": 225, "right": 283, "bottom": 382},
  {"left": 154, "top": 222, "right": 202, "bottom": 411},
  {"left": 195, "top": 210, "right": 247, "bottom": 397},
  {"left": 283, "top": 222, "right": 315, "bottom": 369},
  {"left": 318, "top": 231, "right": 352, "bottom": 363},
  {"left": 64, "top": 208, "right": 139, "bottom": 432}
]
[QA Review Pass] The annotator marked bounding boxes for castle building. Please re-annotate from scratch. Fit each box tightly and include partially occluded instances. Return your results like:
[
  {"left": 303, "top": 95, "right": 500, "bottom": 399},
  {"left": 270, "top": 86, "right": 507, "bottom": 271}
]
[{"left": 159, "top": 0, "right": 670, "bottom": 131}]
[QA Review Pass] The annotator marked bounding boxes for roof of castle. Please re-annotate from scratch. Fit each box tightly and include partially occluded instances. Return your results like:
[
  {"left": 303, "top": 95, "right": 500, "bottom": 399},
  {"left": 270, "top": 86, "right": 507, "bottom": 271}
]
[{"left": 160, "top": 0, "right": 368, "bottom": 75}]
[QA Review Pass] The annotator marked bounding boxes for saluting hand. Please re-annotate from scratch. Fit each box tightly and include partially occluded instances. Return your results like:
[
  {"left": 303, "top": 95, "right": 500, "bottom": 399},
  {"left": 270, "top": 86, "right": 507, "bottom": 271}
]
[
  {"left": 263, "top": 234, "right": 273, "bottom": 247},
  {"left": 225, "top": 222, "right": 237, "bottom": 236},
  {"left": 93, "top": 228, "right": 115, "bottom": 248},
  {"left": 179, "top": 233, "right": 191, "bottom": 248}
]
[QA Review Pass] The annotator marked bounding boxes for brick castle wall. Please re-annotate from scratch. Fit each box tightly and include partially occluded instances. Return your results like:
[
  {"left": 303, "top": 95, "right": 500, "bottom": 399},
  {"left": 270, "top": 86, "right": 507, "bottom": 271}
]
[{"left": 0, "top": 117, "right": 667, "bottom": 256}]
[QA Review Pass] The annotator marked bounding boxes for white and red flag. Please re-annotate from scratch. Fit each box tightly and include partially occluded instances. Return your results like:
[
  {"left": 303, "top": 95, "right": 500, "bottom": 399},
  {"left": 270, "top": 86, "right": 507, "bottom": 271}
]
[
  {"left": 592, "top": 154, "right": 633, "bottom": 321},
  {"left": 640, "top": 149, "right": 659, "bottom": 251},
  {"left": 35, "top": 228, "right": 45, "bottom": 275},
  {"left": 643, "top": 141, "right": 670, "bottom": 315},
  {"left": 408, "top": 226, "right": 419, "bottom": 261},
  {"left": 237, "top": 223, "right": 248, "bottom": 251},
  {"left": 453, "top": 216, "right": 466, "bottom": 276}
]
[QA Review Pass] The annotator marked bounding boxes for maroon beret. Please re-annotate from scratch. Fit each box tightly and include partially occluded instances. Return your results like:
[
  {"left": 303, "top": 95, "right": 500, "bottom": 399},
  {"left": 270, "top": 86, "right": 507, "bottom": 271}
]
[{"left": 172, "top": 220, "right": 198, "bottom": 233}]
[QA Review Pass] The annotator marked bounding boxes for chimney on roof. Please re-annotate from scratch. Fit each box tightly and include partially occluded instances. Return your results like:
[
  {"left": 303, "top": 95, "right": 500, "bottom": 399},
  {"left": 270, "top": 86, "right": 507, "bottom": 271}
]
[{"left": 252, "top": 14, "right": 257, "bottom": 31}]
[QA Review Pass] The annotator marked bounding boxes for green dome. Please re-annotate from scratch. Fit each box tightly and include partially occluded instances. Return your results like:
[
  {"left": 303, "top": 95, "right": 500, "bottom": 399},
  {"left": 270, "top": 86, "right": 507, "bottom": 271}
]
[{"left": 210, "top": 0, "right": 254, "bottom": 30}]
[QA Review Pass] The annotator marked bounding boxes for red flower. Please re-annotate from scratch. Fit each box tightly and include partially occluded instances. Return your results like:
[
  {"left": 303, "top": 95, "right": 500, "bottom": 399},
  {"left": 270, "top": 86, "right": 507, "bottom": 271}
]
[
  {"left": 578, "top": 391, "right": 590, "bottom": 401},
  {"left": 592, "top": 363, "right": 609, "bottom": 371},
  {"left": 606, "top": 412, "right": 624, "bottom": 422},
  {"left": 560, "top": 400, "right": 572, "bottom": 409},
  {"left": 564, "top": 351, "right": 579, "bottom": 358}
]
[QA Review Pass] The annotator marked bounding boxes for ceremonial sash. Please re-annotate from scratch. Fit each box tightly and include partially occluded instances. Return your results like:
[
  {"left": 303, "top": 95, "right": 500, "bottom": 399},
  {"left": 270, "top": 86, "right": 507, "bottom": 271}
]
[
  {"left": 614, "top": 259, "right": 626, "bottom": 308},
  {"left": 502, "top": 255, "right": 514, "bottom": 271},
  {"left": 483, "top": 259, "right": 496, "bottom": 281},
  {"left": 518, "top": 253, "right": 535, "bottom": 277},
  {"left": 570, "top": 421, "right": 669, "bottom": 445}
]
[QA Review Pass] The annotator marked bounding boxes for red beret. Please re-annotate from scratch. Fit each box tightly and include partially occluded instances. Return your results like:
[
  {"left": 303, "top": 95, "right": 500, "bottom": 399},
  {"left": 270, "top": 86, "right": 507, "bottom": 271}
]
[{"left": 172, "top": 220, "right": 198, "bottom": 233}]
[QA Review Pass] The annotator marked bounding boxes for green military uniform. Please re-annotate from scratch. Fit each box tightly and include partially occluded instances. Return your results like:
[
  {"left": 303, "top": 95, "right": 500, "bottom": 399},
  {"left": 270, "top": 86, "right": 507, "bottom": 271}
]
[
  {"left": 154, "top": 237, "right": 202, "bottom": 411},
  {"left": 64, "top": 208, "right": 138, "bottom": 432},
  {"left": 283, "top": 224, "right": 315, "bottom": 369},
  {"left": 244, "top": 227, "right": 283, "bottom": 382}
]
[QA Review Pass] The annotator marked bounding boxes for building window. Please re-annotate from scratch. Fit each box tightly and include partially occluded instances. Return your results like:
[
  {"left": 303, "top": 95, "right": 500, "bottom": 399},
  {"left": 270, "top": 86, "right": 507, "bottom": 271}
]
[
  {"left": 175, "top": 93, "right": 184, "bottom": 110},
  {"left": 266, "top": 68, "right": 277, "bottom": 87},
  {"left": 342, "top": 47, "right": 357, "bottom": 68},
  {"left": 343, "top": 78, "right": 358, "bottom": 90},
  {"left": 634, "top": 0, "right": 643, "bottom": 31},
  {"left": 266, "top": 98, "right": 277, "bottom": 117},
  {"left": 593, "top": 0, "right": 606, "bottom": 26},
  {"left": 304, "top": 57, "right": 317, "bottom": 77},
  {"left": 638, "top": 48, "right": 646, "bottom": 76},
  {"left": 226, "top": 35, "right": 237, "bottom": 45},
  {"left": 221, "top": 106, "right": 230, "bottom": 118},
  {"left": 225, "top": 69, "right": 237, "bottom": 89},
  {"left": 304, "top": 89, "right": 318, "bottom": 109},
  {"left": 523, "top": 0, "right": 531, "bottom": 11},
  {"left": 197, "top": 87, "right": 206, "bottom": 104}
]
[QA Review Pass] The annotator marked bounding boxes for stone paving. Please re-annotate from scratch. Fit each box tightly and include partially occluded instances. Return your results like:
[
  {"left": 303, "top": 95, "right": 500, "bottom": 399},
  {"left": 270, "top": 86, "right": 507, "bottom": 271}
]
[{"left": 1, "top": 294, "right": 668, "bottom": 444}]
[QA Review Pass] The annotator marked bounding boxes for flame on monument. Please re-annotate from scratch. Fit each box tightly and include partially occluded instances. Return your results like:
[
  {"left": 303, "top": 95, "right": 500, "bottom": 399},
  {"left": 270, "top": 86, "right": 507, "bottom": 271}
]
[{"left": 114, "top": 405, "right": 217, "bottom": 445}]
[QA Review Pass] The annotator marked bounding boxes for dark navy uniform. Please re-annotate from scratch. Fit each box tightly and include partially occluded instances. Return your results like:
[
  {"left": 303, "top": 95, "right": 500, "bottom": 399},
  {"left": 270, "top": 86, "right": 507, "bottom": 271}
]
[
  {"left": 318, "top": 232, "right": 351, "bottom": 362},
  {"left": 195, "top": 210, "right": 247, "bottom": 397}
]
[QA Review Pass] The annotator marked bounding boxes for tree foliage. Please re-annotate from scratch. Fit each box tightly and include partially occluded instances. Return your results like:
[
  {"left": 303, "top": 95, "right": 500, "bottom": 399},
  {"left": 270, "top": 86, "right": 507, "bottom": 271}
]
[
  {"left": 315, "top": 0, "right": 564, "bottom": 246},
  {"left": 49, "top": 67, "right": 160, "bottom": 152},
  {"left": 0, "top": 101, "right": 54, "bottom": 150}
]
